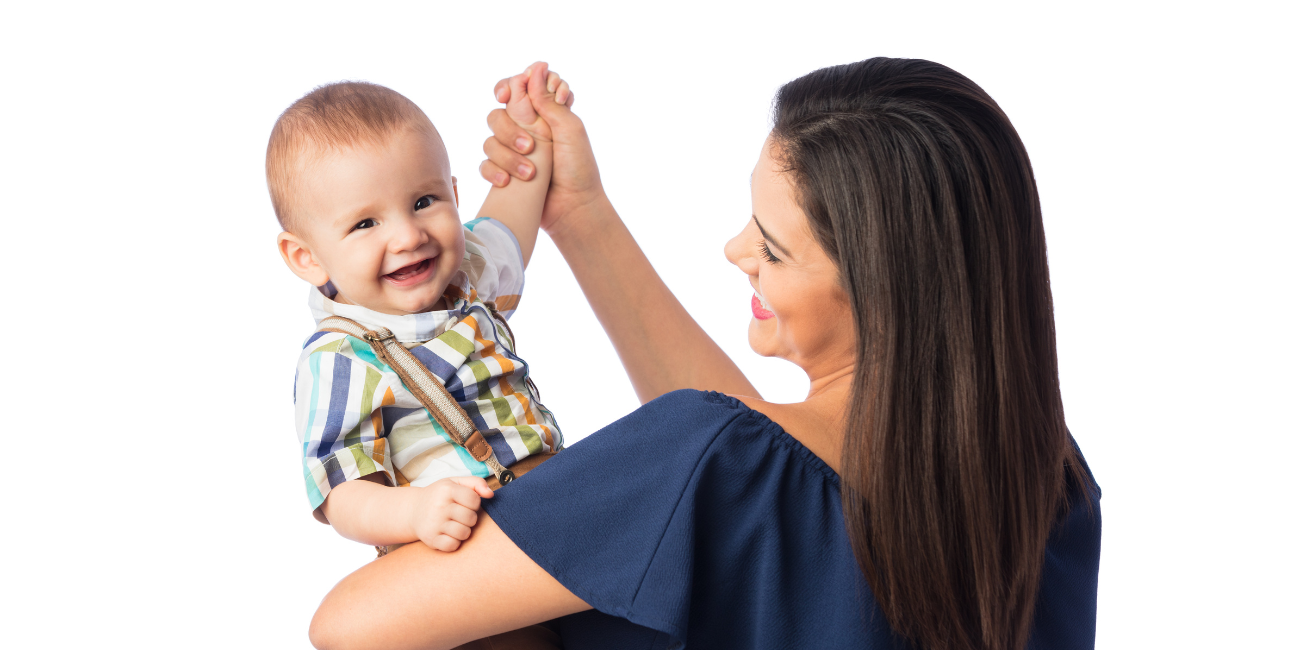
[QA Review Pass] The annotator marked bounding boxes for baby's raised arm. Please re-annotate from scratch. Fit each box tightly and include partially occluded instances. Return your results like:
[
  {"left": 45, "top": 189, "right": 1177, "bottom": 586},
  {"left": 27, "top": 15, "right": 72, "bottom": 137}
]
[{"left": 474, "top": 63, "right": 571, "bottom": 267}]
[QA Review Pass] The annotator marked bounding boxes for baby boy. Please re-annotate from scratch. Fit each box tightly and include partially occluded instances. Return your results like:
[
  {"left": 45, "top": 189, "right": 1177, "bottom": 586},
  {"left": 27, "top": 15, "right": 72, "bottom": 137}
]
[{"left": 269, "top": 65, "right": 569, "bottom": 553}]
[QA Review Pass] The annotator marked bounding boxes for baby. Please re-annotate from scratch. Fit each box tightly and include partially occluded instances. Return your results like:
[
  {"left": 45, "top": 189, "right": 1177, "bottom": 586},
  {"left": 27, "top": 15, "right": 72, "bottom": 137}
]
[{"left": 269, "top": 65, "right": 569, "bottom": 555}]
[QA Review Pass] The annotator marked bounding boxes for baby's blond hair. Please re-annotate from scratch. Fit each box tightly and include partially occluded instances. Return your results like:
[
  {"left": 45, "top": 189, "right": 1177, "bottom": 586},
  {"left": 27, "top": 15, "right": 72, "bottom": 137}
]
[{"left": 266, "top": 81, "right": 435, "bottom": 231}]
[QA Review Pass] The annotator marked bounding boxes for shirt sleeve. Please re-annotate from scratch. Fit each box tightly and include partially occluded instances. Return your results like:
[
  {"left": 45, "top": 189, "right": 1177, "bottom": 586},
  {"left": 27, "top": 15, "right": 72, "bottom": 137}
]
[
  {"left": 461, "top": 218, "right": 525, "bottom": 319},
  {"left": 295, "top": 333, "right": 398, "bottom": 516}
]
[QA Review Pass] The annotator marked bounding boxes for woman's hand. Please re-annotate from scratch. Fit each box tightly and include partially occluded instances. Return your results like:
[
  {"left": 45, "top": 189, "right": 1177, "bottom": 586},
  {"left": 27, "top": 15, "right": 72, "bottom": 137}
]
[
  {"left": 480, "top": 62, "right": 605, "bottom": 235},
  {"left": 478, "top": 62, "right": 757, "bottom": 403}
]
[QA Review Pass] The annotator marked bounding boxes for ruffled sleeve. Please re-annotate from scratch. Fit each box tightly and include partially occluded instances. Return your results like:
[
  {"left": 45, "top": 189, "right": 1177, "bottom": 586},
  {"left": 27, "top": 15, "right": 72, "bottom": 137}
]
[
  {"left": 484, "top": 390, "right": 1101, "bottom": 649},
  {"left": 483, "top": 390, "right": 894, "bottom": 649}
]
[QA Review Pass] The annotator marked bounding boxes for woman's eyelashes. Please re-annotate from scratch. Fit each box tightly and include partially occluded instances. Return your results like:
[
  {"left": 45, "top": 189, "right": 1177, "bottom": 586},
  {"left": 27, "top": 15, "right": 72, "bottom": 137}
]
[
  {"left": 758, "top": 240, "right": 782, "bottom": 264},
  {"left": 414, "top": 194, "right": 439, "bottom": 211}
]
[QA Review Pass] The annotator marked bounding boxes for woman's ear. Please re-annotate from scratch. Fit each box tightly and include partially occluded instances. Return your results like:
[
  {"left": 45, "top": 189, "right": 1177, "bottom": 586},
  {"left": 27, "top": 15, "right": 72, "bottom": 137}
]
[{"left": 277, "top": 232, "right": 330, "bottom": 286}]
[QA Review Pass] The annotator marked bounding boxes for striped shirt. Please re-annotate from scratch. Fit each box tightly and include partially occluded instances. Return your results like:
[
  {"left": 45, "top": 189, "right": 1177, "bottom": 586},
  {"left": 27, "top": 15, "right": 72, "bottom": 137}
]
[{"left": 294, "top": 218, "right": 562, "bottom": 514}]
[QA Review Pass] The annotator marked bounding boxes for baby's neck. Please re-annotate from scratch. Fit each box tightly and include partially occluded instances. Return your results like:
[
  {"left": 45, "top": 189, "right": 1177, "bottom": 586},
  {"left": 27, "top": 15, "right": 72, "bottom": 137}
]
[{"left": 332, "top": 291, "right": 450, "bottom": 314}]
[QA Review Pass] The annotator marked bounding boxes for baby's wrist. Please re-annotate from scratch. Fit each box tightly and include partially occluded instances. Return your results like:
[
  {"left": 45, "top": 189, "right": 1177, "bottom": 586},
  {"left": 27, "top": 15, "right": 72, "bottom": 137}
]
[{"left": 401, "top": 488, "right": 429, "bottom": 539}]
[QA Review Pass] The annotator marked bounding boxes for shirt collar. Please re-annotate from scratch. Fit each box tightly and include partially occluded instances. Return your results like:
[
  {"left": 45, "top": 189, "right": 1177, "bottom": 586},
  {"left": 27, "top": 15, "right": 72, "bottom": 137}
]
[{"left": 308, "top": 271, "right": 476, "bottom": 344}]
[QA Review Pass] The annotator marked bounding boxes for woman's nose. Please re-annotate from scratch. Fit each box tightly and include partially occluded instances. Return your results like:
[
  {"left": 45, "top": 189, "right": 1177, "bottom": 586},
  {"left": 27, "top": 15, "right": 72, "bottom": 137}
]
[{"left": 724, "top": 228, "right": 758, "bottom": 275}]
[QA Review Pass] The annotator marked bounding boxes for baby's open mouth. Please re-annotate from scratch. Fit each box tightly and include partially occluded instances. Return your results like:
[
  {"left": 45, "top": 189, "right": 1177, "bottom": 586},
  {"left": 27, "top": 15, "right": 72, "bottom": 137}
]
[{"left": 383, "top": 258, "right": 434, "bottom": 285}]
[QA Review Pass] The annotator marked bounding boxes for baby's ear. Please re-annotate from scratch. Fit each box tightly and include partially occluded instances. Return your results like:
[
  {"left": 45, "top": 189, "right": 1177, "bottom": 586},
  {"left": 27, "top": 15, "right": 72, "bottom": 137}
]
[{"left": 278, "top": 232, "right": 330, "bottom": 286}]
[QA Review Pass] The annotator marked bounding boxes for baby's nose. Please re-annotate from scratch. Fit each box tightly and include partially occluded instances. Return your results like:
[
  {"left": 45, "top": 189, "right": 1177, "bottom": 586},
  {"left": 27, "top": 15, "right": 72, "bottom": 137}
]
[{"left": 388, "top": 216, "right": 429, "bottom": 251}]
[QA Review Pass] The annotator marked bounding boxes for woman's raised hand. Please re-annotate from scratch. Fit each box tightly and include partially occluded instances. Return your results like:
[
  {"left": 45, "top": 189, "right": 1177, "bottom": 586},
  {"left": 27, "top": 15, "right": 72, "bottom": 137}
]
[{"left": 480, "top": 62, "right": 605, "bottom": 235}]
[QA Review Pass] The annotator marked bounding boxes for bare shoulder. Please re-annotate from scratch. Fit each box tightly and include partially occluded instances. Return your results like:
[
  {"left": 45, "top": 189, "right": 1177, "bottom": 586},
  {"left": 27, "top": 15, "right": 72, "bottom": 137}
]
[{"left": 728, "top": 394, "right": 844, "bottom": 474}]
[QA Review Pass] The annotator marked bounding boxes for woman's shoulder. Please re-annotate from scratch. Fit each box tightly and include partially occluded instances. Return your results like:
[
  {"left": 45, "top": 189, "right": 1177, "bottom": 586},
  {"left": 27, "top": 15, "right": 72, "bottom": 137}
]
[
  {"left": 486, "top": 389, "right": 880, "bottom": 649},
  {"left": 637, "top": 390, "right": 841, "bottom": 482}
]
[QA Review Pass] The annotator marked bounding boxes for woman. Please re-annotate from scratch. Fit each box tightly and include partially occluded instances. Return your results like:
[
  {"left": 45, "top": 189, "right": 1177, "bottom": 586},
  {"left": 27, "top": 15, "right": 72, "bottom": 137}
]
[{"left": 309, "top": 57, "right": 1101, "bottom": 650}]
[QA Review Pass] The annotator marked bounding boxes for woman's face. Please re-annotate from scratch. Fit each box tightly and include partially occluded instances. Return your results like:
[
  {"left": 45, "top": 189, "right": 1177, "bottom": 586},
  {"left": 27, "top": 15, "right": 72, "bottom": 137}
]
[{"left": 725, "top": 137, "right": 856, "bottom": 380}]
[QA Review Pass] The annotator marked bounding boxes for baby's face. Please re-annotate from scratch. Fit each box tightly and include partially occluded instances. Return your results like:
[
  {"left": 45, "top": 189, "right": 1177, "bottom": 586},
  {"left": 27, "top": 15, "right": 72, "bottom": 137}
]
[{"left": 292, "top": 128, "right": 465, "bottom": 315}]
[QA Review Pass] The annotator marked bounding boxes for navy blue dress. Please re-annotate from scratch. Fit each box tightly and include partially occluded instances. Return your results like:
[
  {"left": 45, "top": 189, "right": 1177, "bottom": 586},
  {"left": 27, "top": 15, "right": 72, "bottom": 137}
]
[{"left": 484, "top": 390, "right": 1101, "bottom": 649}]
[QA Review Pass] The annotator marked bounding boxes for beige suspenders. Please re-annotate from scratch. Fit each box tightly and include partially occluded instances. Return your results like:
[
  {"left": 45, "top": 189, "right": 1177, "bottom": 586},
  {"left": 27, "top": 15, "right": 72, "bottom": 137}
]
[{"left": 317, "top": 315, "right": 530, "bottom": 486}]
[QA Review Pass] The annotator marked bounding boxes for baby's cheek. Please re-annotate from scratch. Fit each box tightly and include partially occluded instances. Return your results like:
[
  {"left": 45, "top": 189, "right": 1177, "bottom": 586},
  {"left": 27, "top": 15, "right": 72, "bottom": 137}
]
[{"left": 444, "top": 229, "right": 467, "bottom": 263}]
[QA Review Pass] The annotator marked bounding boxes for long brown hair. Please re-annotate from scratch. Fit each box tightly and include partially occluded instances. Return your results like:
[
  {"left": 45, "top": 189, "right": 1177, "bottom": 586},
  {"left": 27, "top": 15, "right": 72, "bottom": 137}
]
[{"left": 771, "top": 58, "right": 1093, "bottom": 650}]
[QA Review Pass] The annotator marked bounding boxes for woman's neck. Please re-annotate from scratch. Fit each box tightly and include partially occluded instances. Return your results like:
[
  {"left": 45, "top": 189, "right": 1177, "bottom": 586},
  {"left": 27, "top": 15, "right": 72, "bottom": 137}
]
[
  {"left": 807, "top": 364, "right": 854, "bottom": 402},
  {"left": 736, "top": 365, "right": 853, "bottom": 474}
]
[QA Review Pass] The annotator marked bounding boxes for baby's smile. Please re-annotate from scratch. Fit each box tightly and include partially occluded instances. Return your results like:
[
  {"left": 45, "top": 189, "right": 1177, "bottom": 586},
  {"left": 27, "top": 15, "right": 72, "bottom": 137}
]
[
  {"left": 384, "top": 257, "right": 437, "bottom": 287},
  {"left": 278, "top": 125, "right": 467, "bottom": 316}
]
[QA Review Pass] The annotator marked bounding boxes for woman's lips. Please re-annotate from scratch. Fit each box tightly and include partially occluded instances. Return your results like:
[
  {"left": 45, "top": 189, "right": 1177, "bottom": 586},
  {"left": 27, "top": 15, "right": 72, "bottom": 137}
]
[
  {"left": 751, "top": 294, "right": 774, "bottom": 320},
  {"left": 383, "top": 258, "right": 435, "bottom": 287}
]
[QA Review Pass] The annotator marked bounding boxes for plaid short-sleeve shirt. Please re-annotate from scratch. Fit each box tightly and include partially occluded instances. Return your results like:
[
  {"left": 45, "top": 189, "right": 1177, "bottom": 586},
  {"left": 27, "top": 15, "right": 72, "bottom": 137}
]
[{"left": 294, "top": 218, "right": 562, "bottom": 513}]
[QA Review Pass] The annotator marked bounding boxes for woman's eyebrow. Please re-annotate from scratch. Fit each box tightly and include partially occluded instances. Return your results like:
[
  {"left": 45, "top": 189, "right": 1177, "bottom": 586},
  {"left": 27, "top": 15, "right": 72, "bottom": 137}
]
[{"left": 752, "top": 216, "right": 793, "bottom": 257}]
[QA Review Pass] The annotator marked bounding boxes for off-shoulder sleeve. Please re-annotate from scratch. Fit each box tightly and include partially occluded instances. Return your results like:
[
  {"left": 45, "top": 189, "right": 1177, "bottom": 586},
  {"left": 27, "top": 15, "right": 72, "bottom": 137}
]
[
  {"left": 483, "top": 391, "right": 741, "bottom": 639},
  {"left": 482, "top": 390, "right": 892, "bottom": 649},
  {"left": 485, "top": 390, "right": 1101, "bottom": 650}
]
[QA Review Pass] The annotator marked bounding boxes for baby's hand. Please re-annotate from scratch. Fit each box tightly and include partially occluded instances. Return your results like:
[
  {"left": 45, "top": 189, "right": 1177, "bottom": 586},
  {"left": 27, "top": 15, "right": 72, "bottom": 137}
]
[
  {"left": 409, "top": 476, "right": 494, "bottom": 552},
  {"left": 501, "top": 62, "right": 573, "bottom": 145}
]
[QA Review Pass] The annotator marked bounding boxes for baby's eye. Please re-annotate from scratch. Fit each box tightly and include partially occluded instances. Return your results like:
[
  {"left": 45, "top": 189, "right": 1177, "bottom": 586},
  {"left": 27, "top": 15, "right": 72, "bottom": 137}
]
[
  {"left": 414, "top": 195, "right": 438, "bottom": 211},
  {"left": 353, "top": 218, "right": 377, "bottom": 231}
]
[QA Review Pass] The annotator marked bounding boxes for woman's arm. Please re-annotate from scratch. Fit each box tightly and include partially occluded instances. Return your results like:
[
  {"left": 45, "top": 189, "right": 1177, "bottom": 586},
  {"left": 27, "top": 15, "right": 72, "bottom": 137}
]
[
  {"left": 481, "top": 70, "right": 758, "bottom": 402},
  {"left": 547, "top": 191, "right": 759, "bottom": 402},
  {"left": 309, "top": 513, "right": 589, "bottom": 650}
]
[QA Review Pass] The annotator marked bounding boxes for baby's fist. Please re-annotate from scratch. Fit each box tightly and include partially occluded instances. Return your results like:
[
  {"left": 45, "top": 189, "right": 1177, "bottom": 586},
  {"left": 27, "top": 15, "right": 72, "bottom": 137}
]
[
  {"left": 503, "top": 62, "right": 573, "bottom": 143},
  {"left": 411, "top": 476, "right": 494, "bottom": 552}
]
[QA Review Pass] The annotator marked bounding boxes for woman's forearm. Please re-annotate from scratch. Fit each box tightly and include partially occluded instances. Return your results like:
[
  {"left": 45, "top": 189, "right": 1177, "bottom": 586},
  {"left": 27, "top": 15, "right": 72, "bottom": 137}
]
[
  {"left": 548, "top": 196, "right": 759, "bottom": 402},
  {"left": 310, "top": 514, "right": 588, "bottom": 650}
]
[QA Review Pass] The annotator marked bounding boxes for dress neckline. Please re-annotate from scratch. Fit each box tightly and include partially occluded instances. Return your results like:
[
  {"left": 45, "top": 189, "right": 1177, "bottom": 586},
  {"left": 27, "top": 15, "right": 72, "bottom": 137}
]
[{"left": 701, "top": 390, "right": 842, "bottom": 484}]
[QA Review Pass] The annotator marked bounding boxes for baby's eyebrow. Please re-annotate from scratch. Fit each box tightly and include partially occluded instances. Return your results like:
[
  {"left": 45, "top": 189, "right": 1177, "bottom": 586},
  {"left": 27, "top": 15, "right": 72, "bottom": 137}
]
[{"left": 752, "top": 216, "right": 792, "bottom": 257}]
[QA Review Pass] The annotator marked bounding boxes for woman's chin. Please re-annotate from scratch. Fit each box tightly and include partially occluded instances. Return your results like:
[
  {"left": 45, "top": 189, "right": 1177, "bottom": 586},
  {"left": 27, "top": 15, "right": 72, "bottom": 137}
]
[{"left": 747, "top": 320, "right": 777, "bottom": 358}]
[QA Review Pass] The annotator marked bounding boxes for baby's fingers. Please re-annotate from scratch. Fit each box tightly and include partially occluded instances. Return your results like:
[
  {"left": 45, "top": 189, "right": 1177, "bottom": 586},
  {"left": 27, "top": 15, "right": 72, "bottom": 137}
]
[
  {"left": 441, "top": 520, "right": 473, "bottom": 542},
  {"left": 446, "top": 502, "right": 480, "bottom": 529},
  {"left": 429, "top": 535, "right": 463, "bottom": 552},
  {"left": 448, "top": 476, "right": 495, "bottom": 500},
  {"left": 505, "top": 72, "right": 536, "bottom": 124}
]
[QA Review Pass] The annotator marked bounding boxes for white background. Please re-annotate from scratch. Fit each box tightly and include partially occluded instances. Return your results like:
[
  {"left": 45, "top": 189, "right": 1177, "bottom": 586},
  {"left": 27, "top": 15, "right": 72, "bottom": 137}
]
[{"left": 1, "top": 1, "right": 1295, "bottom": 647}]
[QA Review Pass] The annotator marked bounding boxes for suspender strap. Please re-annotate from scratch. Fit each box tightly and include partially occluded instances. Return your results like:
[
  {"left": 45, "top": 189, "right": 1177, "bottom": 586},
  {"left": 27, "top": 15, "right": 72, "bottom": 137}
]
[{"left": 317, "top": 315, "right": 515, "bottom": 484}]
